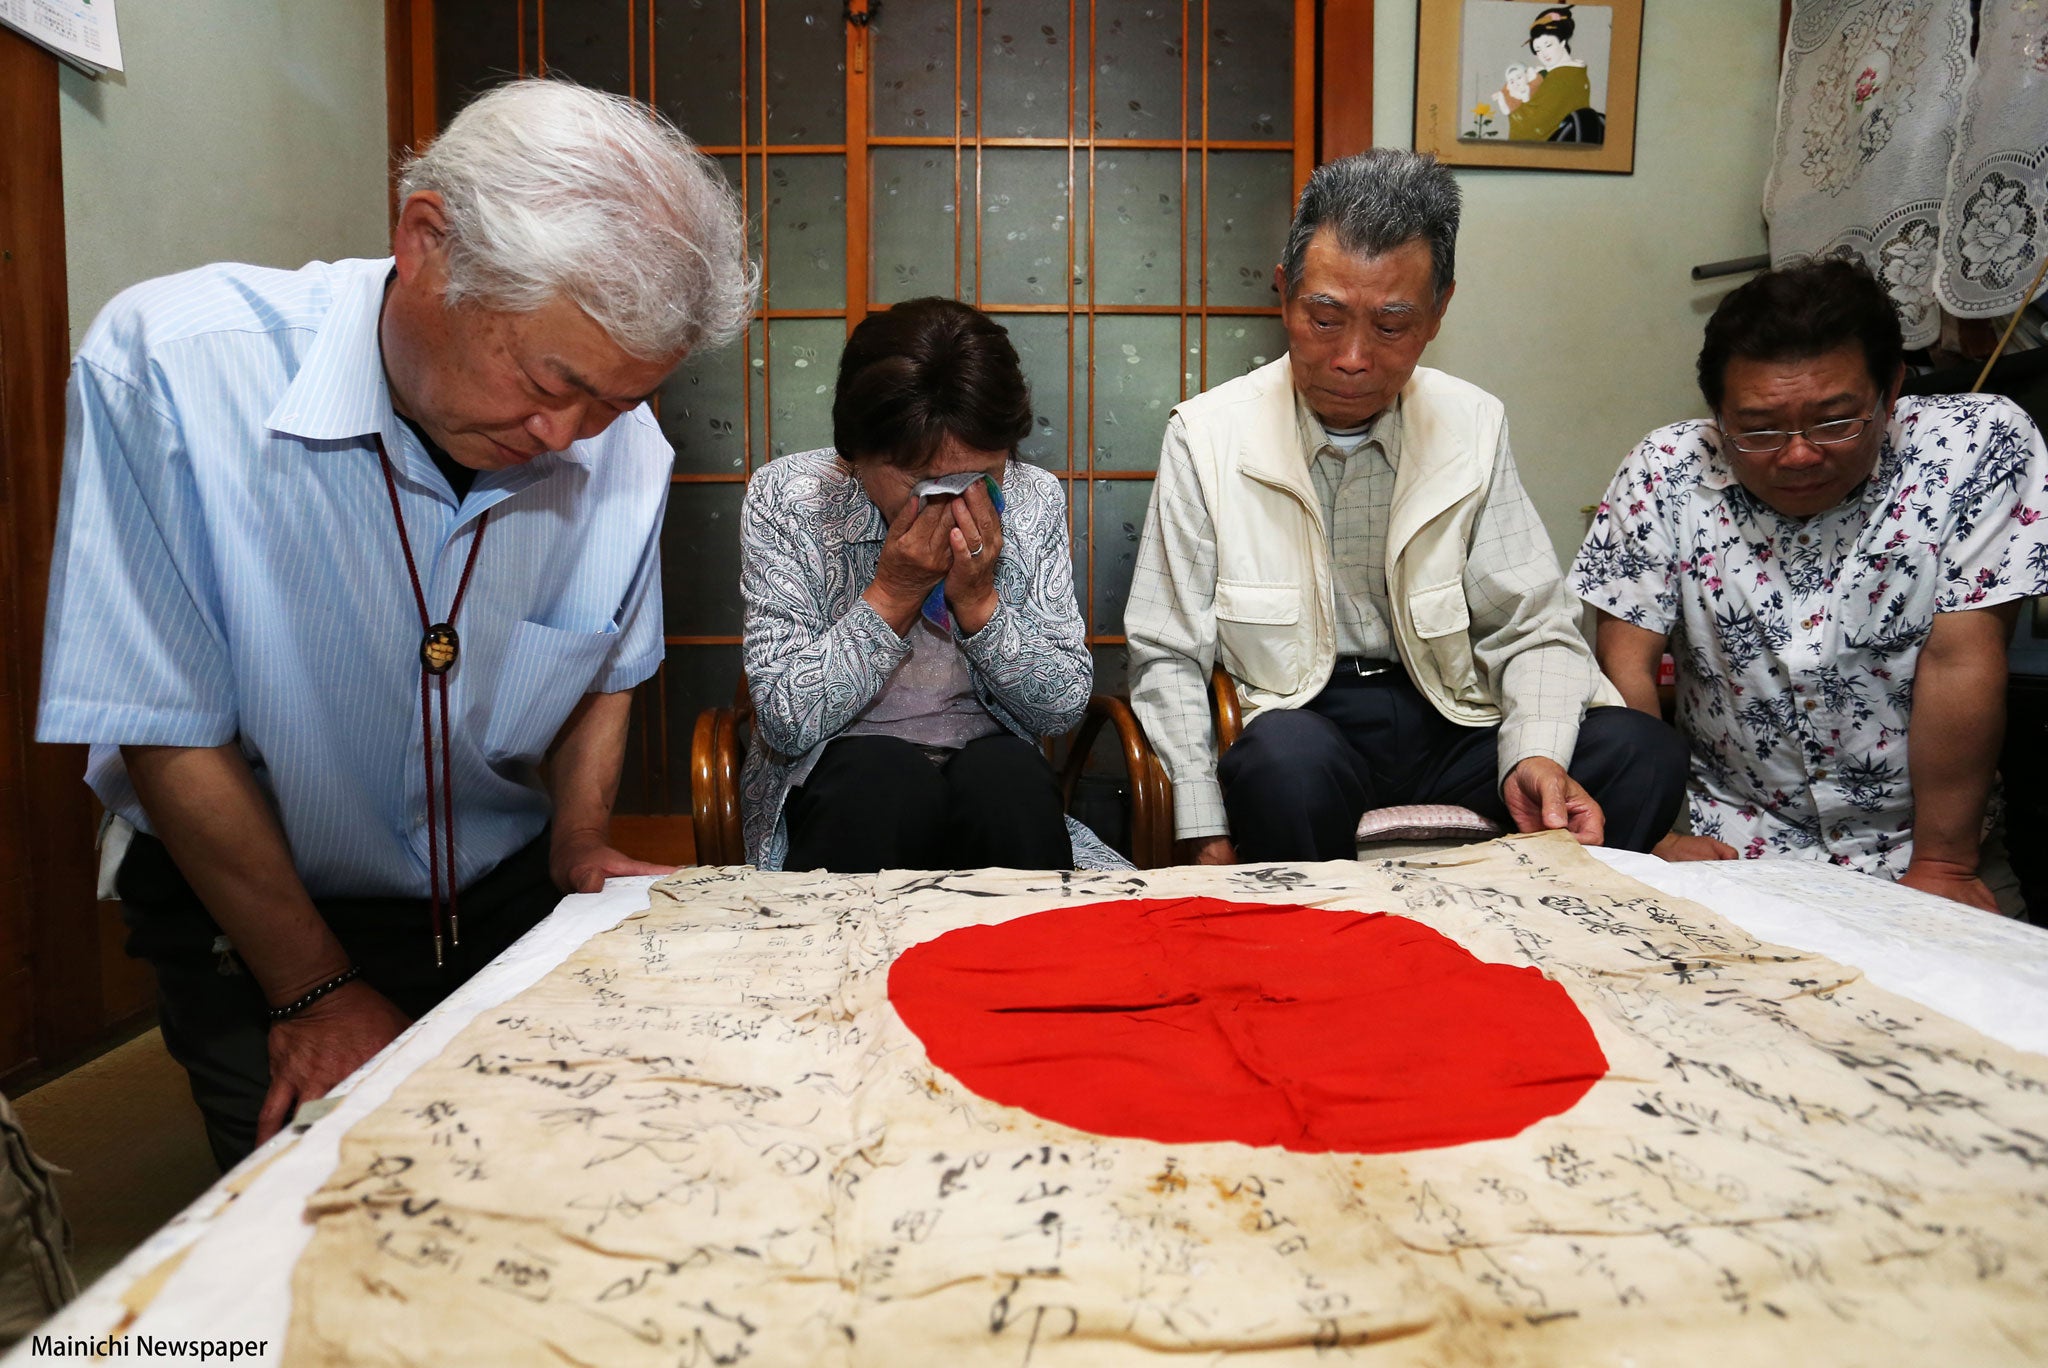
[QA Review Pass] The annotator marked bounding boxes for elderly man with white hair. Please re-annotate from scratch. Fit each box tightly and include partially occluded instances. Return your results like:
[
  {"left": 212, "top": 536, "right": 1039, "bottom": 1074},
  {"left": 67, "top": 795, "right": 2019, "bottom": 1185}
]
[{"left": 36, "top": 79, "right": 756, "bottom": 1169}]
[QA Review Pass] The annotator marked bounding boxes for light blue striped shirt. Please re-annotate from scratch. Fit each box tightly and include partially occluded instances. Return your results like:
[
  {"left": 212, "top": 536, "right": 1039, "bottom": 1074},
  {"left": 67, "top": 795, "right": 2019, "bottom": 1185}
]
[{"left": 38, "top": 257, "right": 671, "bottom": 899}]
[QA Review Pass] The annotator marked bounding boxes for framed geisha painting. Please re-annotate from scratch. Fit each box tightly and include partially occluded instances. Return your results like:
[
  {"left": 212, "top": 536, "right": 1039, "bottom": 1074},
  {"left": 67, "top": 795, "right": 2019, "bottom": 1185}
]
[{"left": 1414, "top": 0, "right": 1645, "bottom": 172}]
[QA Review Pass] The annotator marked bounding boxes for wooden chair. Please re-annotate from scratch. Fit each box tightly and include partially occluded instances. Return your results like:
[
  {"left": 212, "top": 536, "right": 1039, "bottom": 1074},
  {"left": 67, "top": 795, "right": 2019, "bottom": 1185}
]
[
  {"left": 689, "top": 678, "right": 753, "bottom": 865},
  {"left": 1056, "top": 696, "right": 1174, "bottom": 869},
  {"left": 689, "top": 675, "right": 1173, "bottom": 867},
  {"left": 1211, "top": 662, "right": 1245, "bottom": 757}
]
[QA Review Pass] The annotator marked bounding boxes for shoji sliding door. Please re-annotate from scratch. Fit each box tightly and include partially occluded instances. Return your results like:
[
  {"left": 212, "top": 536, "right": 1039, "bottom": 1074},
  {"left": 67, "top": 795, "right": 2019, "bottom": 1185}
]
[{"left": 422, "top": 0, "right": 1320, "bottom": 837}]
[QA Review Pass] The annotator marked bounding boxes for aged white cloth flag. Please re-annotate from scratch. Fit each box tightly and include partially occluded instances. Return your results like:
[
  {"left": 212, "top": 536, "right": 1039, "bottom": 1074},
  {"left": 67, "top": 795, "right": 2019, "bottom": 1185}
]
[{"left": 286, "top": 834, "right": 2048, "bottom": 1366}]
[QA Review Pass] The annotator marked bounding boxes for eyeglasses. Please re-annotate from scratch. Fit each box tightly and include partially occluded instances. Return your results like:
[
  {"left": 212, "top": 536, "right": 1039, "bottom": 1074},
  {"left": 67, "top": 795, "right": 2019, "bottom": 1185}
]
[{"left": 1716, "top": 400, "right": 1885, "bottom": 454}]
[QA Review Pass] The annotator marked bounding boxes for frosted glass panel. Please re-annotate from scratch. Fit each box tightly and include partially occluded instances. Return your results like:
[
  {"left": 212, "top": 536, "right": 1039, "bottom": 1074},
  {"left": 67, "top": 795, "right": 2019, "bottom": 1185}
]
[
  {"left": 1001, "top": 312, "right": 1071, "bottom": 471},
  {"left": 659, "top": 320, "right": 762, "bottom": 474},
  {"left": 767, "top": 318, "right": 845, "bottom": 458},
  {"left": 1090, "top": 644, "right": 1128, "bottom": 696},
  {"left": 661, "top": 483, "right": 747, "bottom": 637},
  {"left": 1091, "top": 151, "right": 1185, "bottom": 306},
  {"left": 980, "top": 0, "right": 1072, "bottom": 138},
  {"left": 871, "top": 148, "right": 960, "bottom": 304},
  {"left": 716, "top": 153, "right": 764, "bottom": 266},
  {"left": 1067, "top": 481, "right": 1088, "bottom": 625},
  {"left": 1205, "top": 0, "right": 1293, "bottom": 140},
  {"left": 1201, "top": 315, "right": 1286, "bottom": 388},
  {"left": 663, "top": 160, "right": 760, "bottom": 474},
  {"left": 872, "top": 6, "right": 967, "bottom": 137},
  {"left": 1203, "top": 152, "right": 1293, "bottom": 308},
  {"left": 979, "top": 151, "right": 1082, "bottom": 304},
  {"left": 1092, "top": 5, "right": 1184, "bottom": 139},
  {"left": 1089, "top": 479, "right": 1154, "bottom": 635},
  {"left": 765, "top": 157, "right": 847, "bottom": 310},
  {"left": 1069, "top": 11, "right": 1093, "bottom": 145},
  {"left": 616, "top": 674, "right": 657, "bottom": 814},
  {"left": 654, "top": 0, "right": 743, "bottom": 145},
  {"left": 1090, "top": 316, "right": 1180, "bottom": 471},
  {"left": 653, "top": 645, "right": 745, "bottom": 811},
  {"left": 433, "top": 0, "right": 522, "bottom": 130},
  {"left": 541, "top": 2, "right": 631, "bottom": 94},
  {"left": 766, "top": 4, "right": 845, "bottom": 144}
]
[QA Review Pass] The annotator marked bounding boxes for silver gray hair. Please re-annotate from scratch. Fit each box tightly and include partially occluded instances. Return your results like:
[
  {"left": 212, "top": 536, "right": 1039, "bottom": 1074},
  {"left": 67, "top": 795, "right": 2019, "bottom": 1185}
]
[
  {"left": 1280, "top": 150, "right": 1461, "bottom": 304},
  {"left": 397, "top": 78, "right": 758, "bottom": 361}
]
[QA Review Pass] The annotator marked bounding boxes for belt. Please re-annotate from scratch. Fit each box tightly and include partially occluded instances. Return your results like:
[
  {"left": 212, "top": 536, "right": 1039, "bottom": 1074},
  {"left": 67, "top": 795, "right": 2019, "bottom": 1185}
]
[{"left": 1334, "top": 656, "right": 1401, "bottom": 679}]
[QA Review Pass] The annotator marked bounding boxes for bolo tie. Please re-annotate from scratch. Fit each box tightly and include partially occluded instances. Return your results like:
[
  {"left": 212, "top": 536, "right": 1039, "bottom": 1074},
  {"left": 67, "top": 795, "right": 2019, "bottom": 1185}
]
[{"left": 373, "top": 435, "right": 490, "bottom": 969}]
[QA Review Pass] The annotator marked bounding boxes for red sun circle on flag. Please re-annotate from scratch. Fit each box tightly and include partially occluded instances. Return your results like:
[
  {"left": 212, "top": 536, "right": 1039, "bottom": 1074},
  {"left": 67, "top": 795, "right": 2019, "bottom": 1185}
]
[{"left": 888, "top": 897, "right": 1607, "bottom": 1154}]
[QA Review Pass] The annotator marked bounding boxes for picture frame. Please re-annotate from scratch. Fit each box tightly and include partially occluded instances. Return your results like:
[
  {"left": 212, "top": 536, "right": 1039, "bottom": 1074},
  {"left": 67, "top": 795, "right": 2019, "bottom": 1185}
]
[{"left": 1413, "top": 0, "right": 1644, "bottom": 173}]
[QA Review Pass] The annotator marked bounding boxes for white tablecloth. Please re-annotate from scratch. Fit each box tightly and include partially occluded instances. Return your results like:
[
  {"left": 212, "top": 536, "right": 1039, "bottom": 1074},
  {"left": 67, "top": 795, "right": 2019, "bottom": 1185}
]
[{"left": 10, "top": 852, "right": 2047, "bottom": 1364}]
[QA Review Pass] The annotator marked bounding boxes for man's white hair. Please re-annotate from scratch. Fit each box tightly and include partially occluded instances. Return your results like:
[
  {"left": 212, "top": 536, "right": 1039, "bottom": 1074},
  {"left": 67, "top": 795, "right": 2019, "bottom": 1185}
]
[{"left": 398, "top": 78, "right": 757, "bottom": 361}]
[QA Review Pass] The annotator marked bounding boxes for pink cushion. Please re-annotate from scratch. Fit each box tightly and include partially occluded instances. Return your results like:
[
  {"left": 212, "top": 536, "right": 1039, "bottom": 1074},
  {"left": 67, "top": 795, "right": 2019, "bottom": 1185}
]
[{"left": 1355, "top": 804, "right": 1503, "bottom": 843}]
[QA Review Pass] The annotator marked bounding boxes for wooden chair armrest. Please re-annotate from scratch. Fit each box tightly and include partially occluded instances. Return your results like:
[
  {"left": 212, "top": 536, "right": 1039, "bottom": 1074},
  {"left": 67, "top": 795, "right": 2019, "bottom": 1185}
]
[
  {"left": 1061, "top": 694, "right": 1174, "bottom": 869},
  {"left": 690, "top": 705, "right": 744, "bottom": 865},
  {"left": 1211, "top": 662, "right": 1242, "bottom": 758}
]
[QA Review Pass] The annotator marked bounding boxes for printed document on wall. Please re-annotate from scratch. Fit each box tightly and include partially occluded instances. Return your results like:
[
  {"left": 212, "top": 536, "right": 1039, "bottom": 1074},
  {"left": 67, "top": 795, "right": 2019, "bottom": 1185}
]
[{"left": 0, "top": 0, "right": 123, "bottom": 74}]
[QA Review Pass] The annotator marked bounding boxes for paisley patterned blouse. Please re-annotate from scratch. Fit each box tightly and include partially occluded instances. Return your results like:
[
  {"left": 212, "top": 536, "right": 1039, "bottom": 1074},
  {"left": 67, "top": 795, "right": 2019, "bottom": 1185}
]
[
  {"left": 1571, "top": 395, "right": 2048, "bottom": 878},
  {"left": 738, "top": 449, "right": 1124, "bottom": 870}
]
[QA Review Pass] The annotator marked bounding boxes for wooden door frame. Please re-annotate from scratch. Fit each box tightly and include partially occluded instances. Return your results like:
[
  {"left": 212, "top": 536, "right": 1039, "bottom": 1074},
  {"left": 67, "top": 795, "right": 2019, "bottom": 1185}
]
[
  {"left": 386, "top": 0, "right": 438, "bottom": 224},
  {"left": 0, "top": 28, "right": 129, "bottom": 1086}
]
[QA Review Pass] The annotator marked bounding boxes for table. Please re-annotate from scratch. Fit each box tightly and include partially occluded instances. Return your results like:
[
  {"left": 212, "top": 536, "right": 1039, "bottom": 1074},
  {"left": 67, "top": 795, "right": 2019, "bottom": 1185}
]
[{"left": 11, "top": 849, "right": 2048, "bottom": 1364}]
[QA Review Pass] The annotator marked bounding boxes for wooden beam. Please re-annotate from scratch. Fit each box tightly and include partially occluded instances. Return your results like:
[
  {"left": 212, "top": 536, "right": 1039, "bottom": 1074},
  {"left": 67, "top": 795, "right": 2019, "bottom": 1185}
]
[
  {"left": 386, "top": 0, "right": 412, "bottom": 225},
  {"left": 1320, "top": 0, "right": 1374, "bottom": 164},
  {"left": 0, "top": 28, "right": 109, "bottom": 1069},
  {"left": 844, "top": 0, "right": 871, "bottom": 327},
  {"left": 386, "top": 0, "right": 439, "bottom": 227},
  {"left": 410, "top": 3, "right": 438, "bottom": 146},
  {"left": 1292, "top": 0, "right": 1316, "bottom": 189}
]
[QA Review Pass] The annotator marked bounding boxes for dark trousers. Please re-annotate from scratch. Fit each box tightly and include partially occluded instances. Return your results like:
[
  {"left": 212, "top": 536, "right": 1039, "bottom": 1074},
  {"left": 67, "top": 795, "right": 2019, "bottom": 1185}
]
[
  {"left": 784, "top": 733, "right": 1073, "bottom": 873},
  {"left": 117, "top": 830, "right": 561, "bottom": 1172},
  {"left": 1218, "top": 672, "right": 1688, "bottom": 862}
]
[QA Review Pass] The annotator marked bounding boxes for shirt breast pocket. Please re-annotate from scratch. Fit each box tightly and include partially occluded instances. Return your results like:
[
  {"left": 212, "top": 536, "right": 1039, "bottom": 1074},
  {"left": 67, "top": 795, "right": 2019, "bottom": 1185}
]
[
  {"left": 1214, "top": 579, "right": 1303, "bottom": 694},
  {"left": 481, "top": 618, "right": 620, "bottom": 766},
  {"left": 1408, "top": 580, "right": 1485, "bottom": 704}
]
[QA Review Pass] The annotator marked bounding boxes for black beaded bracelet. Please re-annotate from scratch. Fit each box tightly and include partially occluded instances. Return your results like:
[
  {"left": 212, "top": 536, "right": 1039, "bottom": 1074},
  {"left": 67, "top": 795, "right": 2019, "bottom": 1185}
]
[{"left": 267, "top": 965, "right": 363, "bottom": 1023}]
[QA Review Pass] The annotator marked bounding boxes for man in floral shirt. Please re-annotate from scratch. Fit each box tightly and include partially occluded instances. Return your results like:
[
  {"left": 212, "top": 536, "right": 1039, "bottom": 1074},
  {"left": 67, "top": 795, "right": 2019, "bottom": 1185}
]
[{"left": 1572, "top": 259, "right": 2048, "bottom": 913}]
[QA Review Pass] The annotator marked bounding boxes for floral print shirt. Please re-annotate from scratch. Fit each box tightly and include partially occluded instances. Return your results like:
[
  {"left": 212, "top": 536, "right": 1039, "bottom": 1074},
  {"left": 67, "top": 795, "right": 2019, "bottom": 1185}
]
[{"left": 1571, "top": 395, "right": 2048, "bottom": 878}]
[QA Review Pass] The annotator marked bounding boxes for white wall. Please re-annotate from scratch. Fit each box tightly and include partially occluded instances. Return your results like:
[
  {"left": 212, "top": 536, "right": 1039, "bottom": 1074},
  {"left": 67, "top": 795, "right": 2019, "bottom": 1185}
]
[
  {"left": 1372, "top": 1, "right": 1783, "bottom": 567},
  {"left": 58, "top": 1, "right": 389, "bottom": 349}
]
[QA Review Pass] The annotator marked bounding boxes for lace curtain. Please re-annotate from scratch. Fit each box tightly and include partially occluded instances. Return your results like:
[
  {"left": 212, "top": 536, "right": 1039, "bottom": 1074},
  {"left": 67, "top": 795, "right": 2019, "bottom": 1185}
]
[
  {"left": 1764, "top": 0, "right": 2048, "bottom": 348},
  {"left": 1935, "top": 0, "right": 2048, "bottom": 321}
]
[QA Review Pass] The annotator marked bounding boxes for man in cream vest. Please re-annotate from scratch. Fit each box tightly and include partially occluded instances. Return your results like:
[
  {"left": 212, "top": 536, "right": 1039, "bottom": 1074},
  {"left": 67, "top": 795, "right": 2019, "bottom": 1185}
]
[{"left": 1127, "top": 150, "right": 1686, "bottom": 863}]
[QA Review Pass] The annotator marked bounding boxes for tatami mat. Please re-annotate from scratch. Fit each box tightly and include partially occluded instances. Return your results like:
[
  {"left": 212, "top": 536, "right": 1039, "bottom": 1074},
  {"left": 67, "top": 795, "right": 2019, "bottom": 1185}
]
[{"left": 13, "top": 1029, "right": 216, "bottom": 1290}]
